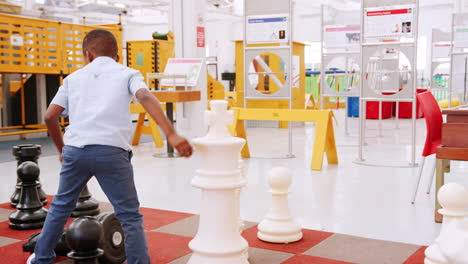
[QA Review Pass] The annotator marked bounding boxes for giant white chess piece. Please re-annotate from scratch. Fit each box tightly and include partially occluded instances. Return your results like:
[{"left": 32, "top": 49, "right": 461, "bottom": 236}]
[
  {"left": 258, "top": 167, "right": 302, "bottom": 243},
  {"left": 188, "top": 100, "right": 249, "bottom": 264},
  {"left": 425, "top": 183, "right": 468, "bottom": 264}
]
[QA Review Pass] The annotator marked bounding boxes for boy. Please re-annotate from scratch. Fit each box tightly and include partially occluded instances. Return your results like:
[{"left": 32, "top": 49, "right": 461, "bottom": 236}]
[{"left": 28, "top": 29, "right": 193, "bottom": 264}]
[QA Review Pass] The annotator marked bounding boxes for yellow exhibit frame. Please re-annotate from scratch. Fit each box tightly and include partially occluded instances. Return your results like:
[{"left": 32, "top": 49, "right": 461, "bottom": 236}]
[
  {"left": 229, "top": 108, "right": 338, "bottom": 171},
  {"left": 130, "top": 103, "right": 164, "bottom": 148},
  {"left": 0, "top": 14, "right": 122, "bottom": 137}
]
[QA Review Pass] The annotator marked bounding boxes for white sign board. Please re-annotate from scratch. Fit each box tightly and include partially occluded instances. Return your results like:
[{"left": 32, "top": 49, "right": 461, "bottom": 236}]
[
  {"left": 432, "top": 43, "right": 451, "bottom": 59},
  {"left": 451, "top": 55, "right": 468, "bottom": 93},
  {"left": 454, "top": 27, "right": 468, "bottom": 48},
  {"left": 10, "top": 35, "right": 23, "bottom": 46},
  {"left": 246, "top": 14, "right": 289, "bottom": 44},
  {"left": 160, "top": 58, "right": 204, "bottom": 87},
  {"left": 324, "top": 26, "right": 360, "bottom": 49},
  {"left": 364, "top": 5, "right": 415, "bottom": 40}
]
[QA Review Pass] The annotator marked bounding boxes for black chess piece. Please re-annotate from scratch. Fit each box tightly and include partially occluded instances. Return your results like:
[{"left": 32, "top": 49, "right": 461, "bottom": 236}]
[
  {"left": 71, "top": 185, "right": 100, "bottom": 217},
  {"left": 23, "top": 212, "right": 126, "bottom": 264},
  {"left": 65, "top": 216, "right": 104, "bottom": 264},
  {"left": 9, "top": 161, "right": 48, "bottom": 230},
  {"left": 10, "top": 144, "right": 47, "bottom": 207}
]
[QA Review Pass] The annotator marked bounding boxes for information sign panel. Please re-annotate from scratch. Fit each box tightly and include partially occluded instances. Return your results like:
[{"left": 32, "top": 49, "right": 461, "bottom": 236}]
[
  {"left": 432, "top": 43, "right": 451, "bottom": 59},
  {"left": 160, "top": 58, "right": 204, "bottom": 87},
  {"left": 324, "top": 26, "right": 360, "bottom": 49},
  {"left": 246, "top": 14, "right": 289, "bottom": 44},
  {"left": 364, "top": 5, "right": 415, "bottom": 40},
  {"left": 454, "top": 27, "right": 468, "bottom": 48}
]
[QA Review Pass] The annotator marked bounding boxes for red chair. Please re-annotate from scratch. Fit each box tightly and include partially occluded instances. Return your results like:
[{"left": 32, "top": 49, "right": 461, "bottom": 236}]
[{"left": 411, "top": 91, "right": 443, "bottom": 203}]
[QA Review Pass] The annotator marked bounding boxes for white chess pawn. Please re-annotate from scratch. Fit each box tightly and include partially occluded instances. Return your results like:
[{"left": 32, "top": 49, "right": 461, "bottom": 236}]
[
  {"left": 425, "top": 183, "right": 468, "bottom": 264},
  {"left": 257, "top": 167, "right": 302, "bottom": 243}
]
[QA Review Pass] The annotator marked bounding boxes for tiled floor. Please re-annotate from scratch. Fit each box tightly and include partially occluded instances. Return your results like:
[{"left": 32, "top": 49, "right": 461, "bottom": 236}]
[
  {"left": 0, "top": 200, "right": 426, "bottom": 264},
  {"left": 1, "top": 109, "right": 467, "bottom": 249}
]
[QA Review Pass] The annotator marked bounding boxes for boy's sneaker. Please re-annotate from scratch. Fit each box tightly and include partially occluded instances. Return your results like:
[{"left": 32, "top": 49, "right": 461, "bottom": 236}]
[{"left": 26, "top": 253, "right": 35, "bottom": 264}]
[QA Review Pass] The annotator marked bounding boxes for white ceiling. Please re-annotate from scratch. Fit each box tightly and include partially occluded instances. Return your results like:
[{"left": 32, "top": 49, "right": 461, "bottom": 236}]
[{"left": 5, "top": 0, "right": 460, "bottom": 25}]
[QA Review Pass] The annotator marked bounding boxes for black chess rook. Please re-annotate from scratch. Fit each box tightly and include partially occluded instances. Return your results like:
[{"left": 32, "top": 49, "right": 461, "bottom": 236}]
[
  {"left": 10, "top": 144, "right": 47, "bottom": 207},
  {"left": 9, "top": 161, "right": 48, "bottom": 230}
]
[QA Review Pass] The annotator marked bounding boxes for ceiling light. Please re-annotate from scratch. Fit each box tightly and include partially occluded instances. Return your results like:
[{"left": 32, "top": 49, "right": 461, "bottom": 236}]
[
  {"left": 114, "top": 3, "right": 125, "bottom": 8},
  {"left": 35, "top": 0, "right": 45, "bottom": 4},
  {"left": 96, "top": 0, "right": 108, "bottom": 5}
]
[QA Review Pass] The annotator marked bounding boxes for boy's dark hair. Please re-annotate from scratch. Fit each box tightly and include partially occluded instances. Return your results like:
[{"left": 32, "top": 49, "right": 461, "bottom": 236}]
[{"left": 82, "top": 29, "right": 118, "bottom": 57}]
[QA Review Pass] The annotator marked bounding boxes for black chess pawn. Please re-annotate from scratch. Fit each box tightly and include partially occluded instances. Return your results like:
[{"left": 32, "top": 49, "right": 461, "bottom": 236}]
[
  {"left": 10, "top": 144, "right": 47, "bottom": 207},
  {"left": 71, "top": 185, "right": 100, "bottom": 217},
  {"left": 65, "top": 216, "right": 104, "bottom": 264},
  {"left": 9, "top": 161, "right": 48, "bottom": 230}
]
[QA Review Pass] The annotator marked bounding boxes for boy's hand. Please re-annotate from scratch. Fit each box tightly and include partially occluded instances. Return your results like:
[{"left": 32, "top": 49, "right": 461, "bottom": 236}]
[{"left": 168, "top": 134, "right": 193, "bottom": 158}]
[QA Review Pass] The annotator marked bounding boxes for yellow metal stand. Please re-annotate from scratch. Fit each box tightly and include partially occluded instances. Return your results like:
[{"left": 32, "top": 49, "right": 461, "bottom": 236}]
[
  {"left": 207, "top": 74, "right": 225, "bottom": 100},
  {"left": 229, "top": 108, "right": 338, "bottom": 171},
  {"left": 130, "top": 91, "right": 201, "bottom": 147},
  {"left": 130, "top": 103, "right": 164, "bottom": 148}
]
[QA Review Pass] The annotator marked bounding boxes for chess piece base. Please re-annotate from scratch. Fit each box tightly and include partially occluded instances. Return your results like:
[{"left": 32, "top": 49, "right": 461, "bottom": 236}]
[
  {"left": 71, "top": 197, "right": 100, "bottom": 218},
  {"left": 257, "top": 219, "right": 303, "bottom": 243},
  {"left": 9, "top": 208, "right": 48, "bottom": 230},
  {"left": 188, "top": 248, "right": 249, "bottom": 264}
]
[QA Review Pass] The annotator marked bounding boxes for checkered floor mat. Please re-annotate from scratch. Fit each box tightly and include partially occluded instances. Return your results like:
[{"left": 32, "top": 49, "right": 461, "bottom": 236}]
[{"left": 0, "top": 196, "right": 426, "bottom": 264}]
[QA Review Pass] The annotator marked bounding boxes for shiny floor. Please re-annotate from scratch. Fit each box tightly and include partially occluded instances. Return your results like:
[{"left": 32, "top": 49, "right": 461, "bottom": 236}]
[{"left": 2, "top": 109, "right": 467, "bottom": 247}]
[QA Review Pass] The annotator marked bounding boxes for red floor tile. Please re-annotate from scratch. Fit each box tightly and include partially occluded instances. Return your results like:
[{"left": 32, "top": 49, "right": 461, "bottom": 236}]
[
  {"left": 146, "top": 231, "right": 192, "bottom": 263},
  {"left": 42, "top": 195, "right": 55, "bottom": 210},
  {"left": 0, "top": 221, "right": 43, "bottom": 240},
  {"left": 281, "top": 254, "right": 355, "bottom": 264},
  {"left": 242, "top": 225, "right": 334, "bottom": 254},
  {"left": 0, "top": 218, "right": 74, "bottom": 240},
  {"left": 140, "top": 207, "right": 193, "bottom": 231},
  {"left": 0, "top": 240, "right": 31, "bottom": 264},
  {"left": 0, "top": 202, "right": 15, "bottom": 210},
  {"left": 403, "top": 246, "right": 427, "bottom": 264}
]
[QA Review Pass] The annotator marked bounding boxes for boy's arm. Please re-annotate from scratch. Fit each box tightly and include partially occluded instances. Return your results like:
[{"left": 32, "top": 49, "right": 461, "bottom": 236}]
[
  {"left": 135, "top": 89, "right": 193, "bottom": 157},
  {"left": 44, "top": 104, "right": 66, "bottom": 160}
]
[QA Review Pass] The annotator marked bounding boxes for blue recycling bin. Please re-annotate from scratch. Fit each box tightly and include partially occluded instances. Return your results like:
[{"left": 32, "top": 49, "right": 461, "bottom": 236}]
[{"left": 347, "top": 97, "right": 359, "bottom": 117}]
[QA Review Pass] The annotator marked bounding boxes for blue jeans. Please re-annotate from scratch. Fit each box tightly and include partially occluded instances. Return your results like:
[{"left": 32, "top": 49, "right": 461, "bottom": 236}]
[{"left": 33, "top": 145, "right": 150, "bottom": 264}]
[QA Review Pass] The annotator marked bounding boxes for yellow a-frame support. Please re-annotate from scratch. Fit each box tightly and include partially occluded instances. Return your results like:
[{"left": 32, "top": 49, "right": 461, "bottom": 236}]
[{"left": 229, "top": 108, "right": 338, "bottom": 171}]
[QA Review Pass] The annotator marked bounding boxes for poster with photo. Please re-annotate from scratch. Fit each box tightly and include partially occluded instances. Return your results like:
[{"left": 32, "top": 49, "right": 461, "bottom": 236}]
[
  {"left": 246, "top": 14, "right": 289, "bottom": 44},
  {"left": 323, "top": 26, "right": 360, "bottom": 49},
  {"left": 364, "top": 5, "right": 415, "bottom": 40}
]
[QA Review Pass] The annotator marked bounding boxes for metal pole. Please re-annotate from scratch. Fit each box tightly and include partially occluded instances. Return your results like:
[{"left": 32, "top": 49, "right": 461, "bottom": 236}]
[
  {"left": 448, "top": 14, "right": 455, "bottom": 108},
  {"left": 20, "top": 74, "right": 26, "bottom": 139},
  {"left": 411, "top": 0, "right": 420, "bottom": 166},
  {"left": 395, "top": 100, "right": 399, "bottom": 129},
  {"left": 287, "top": 0, "right": 294, "bottom": 158},
  {"left": 378, "top": 100, "right": 382, "bottom": 137},
  {"left": 358, "top": 0, "right": 365, "bottom": 161},
  {"left": 345, "top": 56, "right": 350, "bottom": 135},
  {"left": 320, "top": 5, "right": 325, "bottom": 110},
  {"left": 20, "top": 74, "right": 26, "bottom": 126}
]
